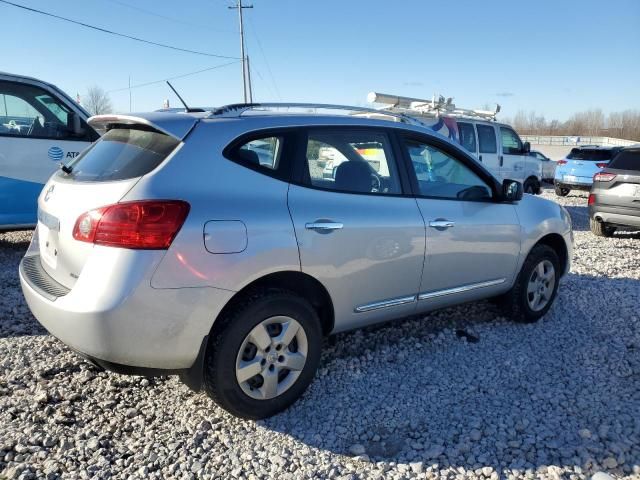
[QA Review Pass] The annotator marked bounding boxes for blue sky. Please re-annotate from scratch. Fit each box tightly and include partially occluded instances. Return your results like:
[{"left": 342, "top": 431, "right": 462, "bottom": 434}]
[{"left": 2, "top": 0, "right": 639, "bottom": 120}]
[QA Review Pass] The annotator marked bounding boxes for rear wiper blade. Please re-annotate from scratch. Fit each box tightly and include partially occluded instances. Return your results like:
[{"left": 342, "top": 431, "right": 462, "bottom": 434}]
[{"left": 59, "top": 163, "right": 73, "bottom": 174}]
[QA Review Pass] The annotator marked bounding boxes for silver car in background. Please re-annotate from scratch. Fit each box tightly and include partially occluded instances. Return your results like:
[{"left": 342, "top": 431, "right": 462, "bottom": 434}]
[
  {"left": 554, "top": 146, "right": 622, "bottom": 196},
  {"left": 19, "top": 104, "right": 573, "bottom": 419}
]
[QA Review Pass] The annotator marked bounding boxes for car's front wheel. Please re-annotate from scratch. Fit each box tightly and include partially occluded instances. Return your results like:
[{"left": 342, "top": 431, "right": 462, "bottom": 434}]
[
  {"left": 203, "top": 289, "right": 322, "bottom": 419},
  {"left": 499, "top": 244, "right": 560, "bottom": 323}
]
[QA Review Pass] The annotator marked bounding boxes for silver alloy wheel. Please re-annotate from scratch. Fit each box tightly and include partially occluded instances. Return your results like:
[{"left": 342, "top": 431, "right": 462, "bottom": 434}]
[
  {"left": 235, "top": 316, "right": 308, "bottom": 400},
  {"left": 527, "top": 259, "right": 556, "bottom": 312}
]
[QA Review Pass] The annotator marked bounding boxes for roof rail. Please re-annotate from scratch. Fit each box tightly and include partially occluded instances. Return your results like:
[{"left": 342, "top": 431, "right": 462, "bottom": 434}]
[{"left": 208, "top": 102, "right": 430, "bottom": 127}]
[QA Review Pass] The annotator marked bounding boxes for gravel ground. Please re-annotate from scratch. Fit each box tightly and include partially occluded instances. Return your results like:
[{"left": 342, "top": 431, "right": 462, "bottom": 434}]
[{"left": 1, "top": 187, "right": 639, "bottom": 480}]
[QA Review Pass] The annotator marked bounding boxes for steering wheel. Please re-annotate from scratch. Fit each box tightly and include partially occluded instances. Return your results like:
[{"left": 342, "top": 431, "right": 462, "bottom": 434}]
[{"left": 370, "top": 173, "right": 382, "bottom": 192}]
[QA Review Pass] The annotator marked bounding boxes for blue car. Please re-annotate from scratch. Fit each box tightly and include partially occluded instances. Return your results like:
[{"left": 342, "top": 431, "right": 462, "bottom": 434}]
[{"left": 554, "top": 146, "right": 623, "bottom": 197}]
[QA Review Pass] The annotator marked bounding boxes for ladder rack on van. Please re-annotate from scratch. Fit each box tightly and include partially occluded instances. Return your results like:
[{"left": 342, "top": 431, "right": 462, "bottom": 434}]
[{"left": 367, "top": 92, "right": 500, "bottom": 122}]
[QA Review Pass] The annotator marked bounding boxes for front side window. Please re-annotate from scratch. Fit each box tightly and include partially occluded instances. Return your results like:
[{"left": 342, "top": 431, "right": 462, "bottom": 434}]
[
  {"left": 477, "top": 124, "right": 497, "bottom": 154},
  {"left": 0, "top": 81, "right": 73, "bottom": 139},
  {"left": 304, "top": 130, "right": 401, "bottom": 195},
  {"left": 608, "top": 149, "right": 640, "bottom": 170},
  {"left": 458, "top": 122, "right": 477, "bottom": 153},
  {"left": 500, "top": 127, "right": 523, "bottom": 155},
  {"left": 404, "top": 139, "right": 492, "bottom": 200}
]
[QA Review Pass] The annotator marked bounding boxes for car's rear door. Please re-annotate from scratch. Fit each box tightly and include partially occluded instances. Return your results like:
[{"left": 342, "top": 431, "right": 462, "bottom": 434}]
[
  {"left": 287, "top": 127, "right": 425, "bottom": 332},
  {"left": 499, "top": 126, "right": 527, "bottom": 182},
  {"left": 398, "top": 133, "right": 521, "bottom": 311}
]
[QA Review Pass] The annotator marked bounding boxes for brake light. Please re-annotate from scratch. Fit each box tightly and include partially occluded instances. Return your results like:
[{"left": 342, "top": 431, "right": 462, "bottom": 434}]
[
  {"left": 595, "top": 162, "right": 608, "bottom": 168},
  {"left": 588, "top": 193, "right": 596, "bottom": 205},
  {"left": 557, "top": 160, "right": 567, "bottom": 165},
  {"left": 593, "top": 172, "right": 616, "bottom": 182},
  {"left": 72, "top": 200, "right": 190, "bottom": 249}
]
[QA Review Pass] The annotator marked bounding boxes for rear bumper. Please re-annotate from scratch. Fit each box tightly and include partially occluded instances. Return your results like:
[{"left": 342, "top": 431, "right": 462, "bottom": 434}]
[
  {"left": 19, "top": 249, "right": 235, "bottom": 370},
  {"left": 554, "top": 180, "right": 592, "bottom": 191},
  {"left": 589, "top": 204, "right": 640, "bottom": 229}
]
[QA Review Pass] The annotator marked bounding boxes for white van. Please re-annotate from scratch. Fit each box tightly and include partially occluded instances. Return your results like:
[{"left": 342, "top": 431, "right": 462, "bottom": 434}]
[
  {"left": 367, "top": 92, "right": 543, "bottom": 194},
  {"left": 0, "top": 72, "right": 99, "bottom": 230}
]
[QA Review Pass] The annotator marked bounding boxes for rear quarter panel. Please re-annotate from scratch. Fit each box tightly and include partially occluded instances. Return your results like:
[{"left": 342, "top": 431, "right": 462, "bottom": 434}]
[{"left": 123, "top": 120, "right": 301, "bottom": 292}]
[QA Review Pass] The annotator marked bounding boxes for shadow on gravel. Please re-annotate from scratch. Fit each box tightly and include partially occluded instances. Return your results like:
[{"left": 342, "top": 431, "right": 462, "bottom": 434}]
[
  {"left": 563, "top": 206, "right": 589, "bottom": 231},
  {"left": 266, "top": 272, "right": 640, "bottom": 477}
]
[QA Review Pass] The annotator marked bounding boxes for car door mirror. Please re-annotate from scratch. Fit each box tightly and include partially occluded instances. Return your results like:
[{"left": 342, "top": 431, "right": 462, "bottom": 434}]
[
  {"left": 502, "top": 179, "right": 523, "bottom": 202},
  {"left": 522, "top": 141, "right": 531, "bottom": 154},
  {"left": 66, "top": 111, "right": 85, "bottom": 137}
]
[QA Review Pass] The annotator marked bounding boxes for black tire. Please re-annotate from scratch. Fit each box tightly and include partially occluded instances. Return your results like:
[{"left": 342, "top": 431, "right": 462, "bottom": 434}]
[
  {"left": 202, "top": 289, "right": 322, "bottom": 419},
  {"left": 524, "top": 178, "right": 539, "bottom": 195},
  {"left": 499, "top": 244, "right": 561, "bottom": 323},
  {"left": 590, "top": 218, "right": 615, "bottom": 237},
  {"left": 554, "top": 184, "right": 570, "bottom": 197}
]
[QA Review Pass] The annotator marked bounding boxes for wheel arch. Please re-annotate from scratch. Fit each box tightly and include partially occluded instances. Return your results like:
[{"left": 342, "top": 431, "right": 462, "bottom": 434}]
[
  {"left": 531, "top": 233, "right": 569, "bottom": 276},
  {"left": 524, "top": 175, "right": 541, "bottom": 194},
  {"left": 215, "top": 271, "right": 335, "bottom": 336}
]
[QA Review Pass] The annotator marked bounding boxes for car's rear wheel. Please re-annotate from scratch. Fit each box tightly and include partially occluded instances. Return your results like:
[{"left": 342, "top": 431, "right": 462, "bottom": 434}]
[
  {"left": 554, "top": 184, "right": 570, "bottom": 196},
  {"left": 524, "top": 178, "right": 539, "bottom": 195},
  {"left": 499, "top": 244, "right": 560, "bottom": 323},
  {"left": 203, "top": 289, "right": 322, "bottom": 419},
  {"left": 590, "top": 218, "right": 616, "bottom": 237}
]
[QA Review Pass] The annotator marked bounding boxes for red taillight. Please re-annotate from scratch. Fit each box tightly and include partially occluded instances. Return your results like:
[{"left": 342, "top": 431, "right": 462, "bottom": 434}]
[
  {"left": 595, "top": 162, "right": 608, "bottom": 168},
  {"left": 557, "top": 160, "right": 568, "bottom": 165},
  {"left": 72, "top": 200, "right": 190, "bottom": 249},
  {"left": 593, "top": 172, "right": 616, "bottom": 182},
  {"left": 588, "top": 193, "right": 596, "bottom": 206}
]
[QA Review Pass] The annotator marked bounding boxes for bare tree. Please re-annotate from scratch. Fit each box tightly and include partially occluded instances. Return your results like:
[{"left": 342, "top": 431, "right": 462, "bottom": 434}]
[{"left": 84, "top": 86, "right": 113, "bottom": 116}]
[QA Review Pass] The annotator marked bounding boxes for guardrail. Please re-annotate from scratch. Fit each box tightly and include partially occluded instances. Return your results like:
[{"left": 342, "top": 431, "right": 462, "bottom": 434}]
[{"left": 521, "top": 135, "right": 636, "bottom": 147}]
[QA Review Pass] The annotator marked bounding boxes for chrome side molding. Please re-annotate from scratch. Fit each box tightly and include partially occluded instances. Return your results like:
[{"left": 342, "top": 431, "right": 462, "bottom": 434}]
[
  {"left": 418, "top": 278, "right": 506, "bottom": 301},
  {"left": 355, "top": 295, "right": 417, "bottom": 313}
]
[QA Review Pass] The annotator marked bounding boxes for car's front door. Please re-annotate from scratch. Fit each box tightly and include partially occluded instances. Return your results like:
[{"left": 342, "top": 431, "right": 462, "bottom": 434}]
[
  {"left": 399, "top": 135, "right": 522, "bottom": 311},
  {"left": 287, "top": 128, "right": 425, "bottom": 332},
  {"left": 0, "top": 80, "right": 96, "bottom": 227},
  {"left": 499, "top": 126, "right": 527, "bottom": 182}
]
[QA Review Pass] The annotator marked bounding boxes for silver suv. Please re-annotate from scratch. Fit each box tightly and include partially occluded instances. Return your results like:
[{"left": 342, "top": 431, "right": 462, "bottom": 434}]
[{"left": 19, "top": 104, "right": 573, "bottom": 419}]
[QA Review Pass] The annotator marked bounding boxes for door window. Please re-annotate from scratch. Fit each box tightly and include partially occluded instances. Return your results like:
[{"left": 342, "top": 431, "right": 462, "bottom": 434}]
[
  {"left": 404, "top": 139, "right": 492, "bottom": 200},
  {"left": 500, "top": 127, "right": 523, "bottom": 155},
  {"left": 235, "top": 136, "right": 282, "bottom": 170},
  {"left": 457, "top": 122, "right": 477, "bottom": 153},
  {"left": 477, "top": 124, "right": 497, "bottom": 154},
  {"left": 0, "top": 81, "right": 73, "bottom": 139},
  {"left": 304, "top": 130, "right": 401, "bottom": 195}
]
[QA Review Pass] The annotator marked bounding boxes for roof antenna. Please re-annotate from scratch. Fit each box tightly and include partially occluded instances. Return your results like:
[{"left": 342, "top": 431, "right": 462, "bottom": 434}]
[{"left": 166, "top": 81, "right": 204, "bottom": 113}]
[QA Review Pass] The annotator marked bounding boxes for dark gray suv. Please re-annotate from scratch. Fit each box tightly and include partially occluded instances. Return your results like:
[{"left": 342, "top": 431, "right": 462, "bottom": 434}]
[{"left": 589, "top": 145, "right": 640, "bottom": 236}]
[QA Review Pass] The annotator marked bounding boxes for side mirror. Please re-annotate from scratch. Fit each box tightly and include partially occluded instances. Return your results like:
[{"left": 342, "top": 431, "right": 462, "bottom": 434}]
[
  {"left": 502, "top": 179, "right": 523, "bottom": 202},
  {"left": 66, "top": 112, "right": 85, "bottom": 137},
  {"left": 523, "top": 141, "right": 531, "bottom": 154}
]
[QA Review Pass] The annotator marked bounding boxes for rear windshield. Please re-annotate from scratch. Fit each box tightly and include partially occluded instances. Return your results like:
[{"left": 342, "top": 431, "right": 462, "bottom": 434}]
[
  {"left": 566, "top": 148, "right": 615, "bottom": 161},
  {"left": 608, "top": 149, "right": 640, "bottom": 171},
  {"left": 62, "top": 127, "right": 179, "bottom": 181}
]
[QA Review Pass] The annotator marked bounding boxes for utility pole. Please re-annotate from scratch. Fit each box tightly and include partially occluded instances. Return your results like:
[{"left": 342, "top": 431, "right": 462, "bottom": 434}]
[
  {"left": 246, "top": 56, "right": 253, "bottom": 103},
  {"left": 229, "top": 0, "right": 253, "bottom": 103}
]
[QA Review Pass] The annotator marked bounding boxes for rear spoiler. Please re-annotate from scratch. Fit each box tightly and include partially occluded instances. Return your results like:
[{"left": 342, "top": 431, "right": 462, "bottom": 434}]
[{"left": 88, "top": 112, "right": 199, "bottom": 140}]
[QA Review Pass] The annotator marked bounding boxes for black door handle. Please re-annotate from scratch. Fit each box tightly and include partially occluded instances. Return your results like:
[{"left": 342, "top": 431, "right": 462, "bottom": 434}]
[
  {"left": 479, "top": 155, "right": 483, "bottom": 162},
  {"left": 499, "top": 155, "right": 504, "bottom": 166}
]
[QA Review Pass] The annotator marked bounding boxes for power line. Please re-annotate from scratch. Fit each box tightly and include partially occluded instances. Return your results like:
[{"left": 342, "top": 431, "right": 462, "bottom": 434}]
[
  {"left": 102, "top": 0, "right": 237, "bottom": 34},
  {"left": 107, "top": 61, "right": 240, "bottom": 93},
  {"left": 0, "top": 0, "right": 239, "bottom": 60},
  {"left": 248, "top": 17, "right": 282, "bottom": 101}
]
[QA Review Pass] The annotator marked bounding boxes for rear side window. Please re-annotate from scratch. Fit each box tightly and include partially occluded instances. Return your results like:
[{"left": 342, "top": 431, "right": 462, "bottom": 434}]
[
  {"left": 63, "top": 128, "right": 178, "bottom": 181},
  {"left": 458, "top": 122, "right": 477, "bottom": 153},
  {"left": 567, "top": 148, "right": 615, "bottom": 161},
  {"left": 608, "top": 150, "right": 640, "bottom": 170},
  {"left": 235, "top": 136, "right": 282, "bottom": 170},
  {"left": 477, "top": 125, "right": 497, "bottom": 154}
]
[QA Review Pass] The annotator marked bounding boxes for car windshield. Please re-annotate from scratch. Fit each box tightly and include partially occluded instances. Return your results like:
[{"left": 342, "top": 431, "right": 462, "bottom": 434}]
[
  {"left": 608, "top": 149, "right": 640, "bottom": 171},
  {"left": 567, "top": 148, "right": 615, "bottom": 161}
]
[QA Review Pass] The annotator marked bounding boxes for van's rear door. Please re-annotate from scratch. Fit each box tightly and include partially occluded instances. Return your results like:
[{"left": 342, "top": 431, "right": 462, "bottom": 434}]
[{"left": 34, "top": 114, "right": 195, "bottom": 289}]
